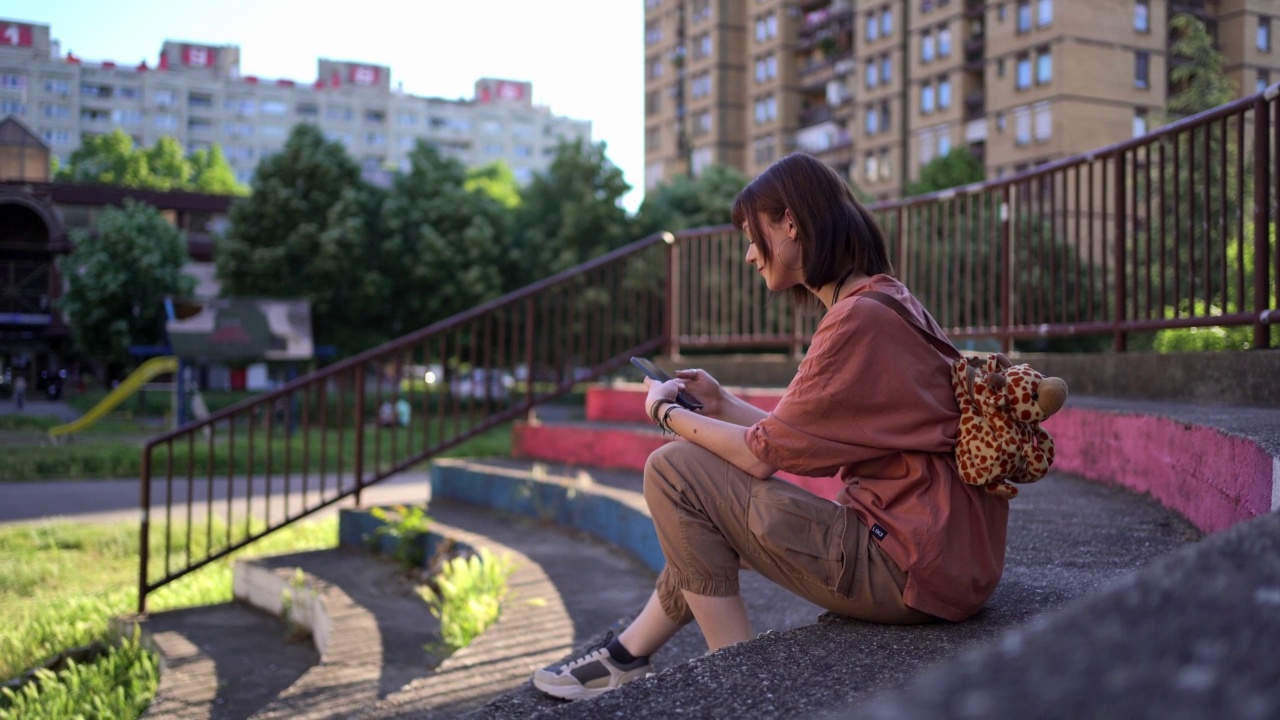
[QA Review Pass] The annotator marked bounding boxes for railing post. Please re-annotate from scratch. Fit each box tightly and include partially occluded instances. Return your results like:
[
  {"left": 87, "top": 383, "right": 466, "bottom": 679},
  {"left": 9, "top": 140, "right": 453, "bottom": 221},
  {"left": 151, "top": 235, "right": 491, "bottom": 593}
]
[
  {"left": 664, "top": 232, "right": 681, "bottom": 360},
  {"left": 1254, "top": 95, "right": 1273, "bottom": 349},
  {"left": 999, "top": 187, "right": 1013, "bottom": 354},
  {"left": 138, "top": 447, "right": 151, "bottom": 614},
  {"left": 353, "top": 364, "right": 366, "bottom": 507},
  {"left": 525, "top": 296, "right": 536, "bottom": 418},
  {"left": 1113, "top": 152, "right": 1129, "bottom": 352}
]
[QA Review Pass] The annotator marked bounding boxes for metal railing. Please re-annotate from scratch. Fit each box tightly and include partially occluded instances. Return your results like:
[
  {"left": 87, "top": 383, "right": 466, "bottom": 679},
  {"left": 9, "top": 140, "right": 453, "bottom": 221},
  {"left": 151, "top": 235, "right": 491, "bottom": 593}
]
[
  {"left": 138, "top": 87, "right": 1278, "bottom": 610},
  {"left": 138, "top": 236, "right": 669, "bottom": 611}
]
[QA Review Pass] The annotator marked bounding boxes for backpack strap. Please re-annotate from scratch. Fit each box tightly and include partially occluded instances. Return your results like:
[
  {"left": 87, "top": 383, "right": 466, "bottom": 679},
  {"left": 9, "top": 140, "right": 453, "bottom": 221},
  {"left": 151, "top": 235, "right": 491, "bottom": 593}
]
[{"left": 859, "top": 290, "right": 963, "bottom": 363}]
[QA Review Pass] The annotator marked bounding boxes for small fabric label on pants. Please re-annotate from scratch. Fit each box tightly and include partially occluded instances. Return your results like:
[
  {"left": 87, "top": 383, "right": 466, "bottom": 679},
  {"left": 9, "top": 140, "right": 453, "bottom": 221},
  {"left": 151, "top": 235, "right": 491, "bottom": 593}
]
[{"left": 870, "top": 524, "right": 887, "bottom": 540}]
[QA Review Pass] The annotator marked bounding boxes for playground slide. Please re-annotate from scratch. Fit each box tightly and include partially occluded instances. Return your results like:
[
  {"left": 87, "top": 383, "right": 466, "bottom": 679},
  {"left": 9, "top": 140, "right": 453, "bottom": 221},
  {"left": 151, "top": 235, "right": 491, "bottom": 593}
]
[{"left": 48, "top": 356, "right": 179, "bottom": 438}]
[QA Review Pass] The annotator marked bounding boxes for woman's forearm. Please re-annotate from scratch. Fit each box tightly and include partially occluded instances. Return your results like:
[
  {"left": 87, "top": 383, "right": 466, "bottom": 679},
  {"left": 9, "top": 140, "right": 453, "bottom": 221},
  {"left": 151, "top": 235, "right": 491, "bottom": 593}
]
[
  {"left": 713, "top": 390, "right": 769, "bottom": 426},
  {"left": 660, "top": 405, "right": 775, "bottom": 479}
]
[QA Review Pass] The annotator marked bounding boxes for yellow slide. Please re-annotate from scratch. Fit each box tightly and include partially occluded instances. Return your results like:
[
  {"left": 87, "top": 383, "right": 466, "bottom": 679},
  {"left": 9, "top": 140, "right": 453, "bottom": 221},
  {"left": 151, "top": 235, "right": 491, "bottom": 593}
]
[{"left": 49, "top": 356, "right": 179, "bottom": 438}]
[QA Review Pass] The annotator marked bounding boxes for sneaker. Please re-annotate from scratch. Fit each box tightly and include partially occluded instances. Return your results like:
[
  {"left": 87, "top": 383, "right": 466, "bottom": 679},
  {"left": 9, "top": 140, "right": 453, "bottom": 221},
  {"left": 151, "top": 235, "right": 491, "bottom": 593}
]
[{"left": 533, "top": 631, "right": 654, "bottom": 700}]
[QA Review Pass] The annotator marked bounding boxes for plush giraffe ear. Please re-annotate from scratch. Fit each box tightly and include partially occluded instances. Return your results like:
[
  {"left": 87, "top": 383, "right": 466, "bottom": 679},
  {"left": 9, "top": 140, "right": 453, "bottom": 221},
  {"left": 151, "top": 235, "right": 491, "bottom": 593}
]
[
  {"left": 1036, "top": 377, "right": 1068, "bottom": 417},
  {"left": 992, "top": 353, "right": 1013, "bottom": 370}
]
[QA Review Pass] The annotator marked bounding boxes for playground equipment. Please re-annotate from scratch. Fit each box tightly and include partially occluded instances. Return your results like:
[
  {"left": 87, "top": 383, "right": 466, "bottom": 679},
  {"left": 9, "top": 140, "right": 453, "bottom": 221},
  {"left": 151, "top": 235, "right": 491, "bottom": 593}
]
[{"left": 48, "top": 356, "right": 179, "bottom": 439}]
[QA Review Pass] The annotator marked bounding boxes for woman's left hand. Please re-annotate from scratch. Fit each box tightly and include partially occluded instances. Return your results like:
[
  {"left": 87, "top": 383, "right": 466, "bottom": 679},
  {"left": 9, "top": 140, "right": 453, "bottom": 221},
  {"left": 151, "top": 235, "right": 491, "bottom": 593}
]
[{"left": 643, "top": 376, "right": 686, "bottom": 421}]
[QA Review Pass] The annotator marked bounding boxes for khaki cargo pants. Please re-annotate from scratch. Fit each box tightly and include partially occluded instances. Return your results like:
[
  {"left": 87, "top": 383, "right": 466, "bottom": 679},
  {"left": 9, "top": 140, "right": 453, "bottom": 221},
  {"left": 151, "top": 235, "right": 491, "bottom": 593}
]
[{"left": 645, "top": 441, "right": 934, "bottom": 626}]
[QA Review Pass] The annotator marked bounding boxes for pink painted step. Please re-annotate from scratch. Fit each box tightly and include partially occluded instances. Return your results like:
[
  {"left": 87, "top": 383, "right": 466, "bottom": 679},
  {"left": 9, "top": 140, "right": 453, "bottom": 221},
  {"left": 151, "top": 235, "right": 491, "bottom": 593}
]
[{"left": 516, "top": 384, "right": 845, "bottom": 500}]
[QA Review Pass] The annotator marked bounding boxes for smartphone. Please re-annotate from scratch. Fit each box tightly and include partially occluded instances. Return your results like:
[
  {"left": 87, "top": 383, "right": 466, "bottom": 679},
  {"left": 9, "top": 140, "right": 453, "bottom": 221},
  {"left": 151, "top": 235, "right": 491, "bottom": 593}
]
[{"left": 630, "top": 356, "right": 704, "bottom": 410}]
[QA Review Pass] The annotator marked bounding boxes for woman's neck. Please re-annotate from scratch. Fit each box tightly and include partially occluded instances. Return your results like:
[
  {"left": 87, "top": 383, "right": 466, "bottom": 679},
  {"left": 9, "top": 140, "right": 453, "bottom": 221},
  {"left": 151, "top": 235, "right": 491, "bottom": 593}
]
[{"left": 813, "top": 269, "right": 868, "bottom": 310}]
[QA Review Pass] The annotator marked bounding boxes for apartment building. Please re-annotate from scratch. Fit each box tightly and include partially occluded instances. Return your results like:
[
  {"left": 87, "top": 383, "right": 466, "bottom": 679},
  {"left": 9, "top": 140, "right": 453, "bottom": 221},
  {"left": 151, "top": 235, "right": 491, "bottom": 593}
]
[
  {"left": 644, "top": 0, "right": 1280, "bottom": 200},
  {"left": 0, "top": 18, "right": 592, "bottom": 186}
]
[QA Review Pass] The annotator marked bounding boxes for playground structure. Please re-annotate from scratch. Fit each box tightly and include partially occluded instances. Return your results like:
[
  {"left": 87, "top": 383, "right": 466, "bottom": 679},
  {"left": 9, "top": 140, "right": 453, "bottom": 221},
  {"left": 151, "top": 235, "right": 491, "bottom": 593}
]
[{"left": 46, "top": 355, "right": 211, "bottom": 439}]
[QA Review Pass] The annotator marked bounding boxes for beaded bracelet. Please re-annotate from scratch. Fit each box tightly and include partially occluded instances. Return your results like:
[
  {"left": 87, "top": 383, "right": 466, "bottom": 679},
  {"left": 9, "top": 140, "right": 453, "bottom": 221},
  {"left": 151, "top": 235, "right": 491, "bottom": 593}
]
[
  {"left": 649, "top": 399, "right": 675, "bottom": 427},
  {"left": 660, "top": 403, "right": 682, "bottom": 434}
]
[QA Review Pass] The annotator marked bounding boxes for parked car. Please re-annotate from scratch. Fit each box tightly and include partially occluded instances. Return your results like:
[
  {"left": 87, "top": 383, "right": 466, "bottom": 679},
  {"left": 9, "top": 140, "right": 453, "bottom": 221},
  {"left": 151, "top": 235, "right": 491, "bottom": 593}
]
[{"left": 449, "top": 369, "right": 515, "bottom": 402}]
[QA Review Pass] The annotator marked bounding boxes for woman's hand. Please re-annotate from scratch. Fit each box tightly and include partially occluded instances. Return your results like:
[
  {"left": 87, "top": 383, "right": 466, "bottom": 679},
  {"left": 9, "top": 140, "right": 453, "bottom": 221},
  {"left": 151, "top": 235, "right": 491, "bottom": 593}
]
[
  {"left": 643, "top": 376, "right": 687, "bottom": 421},
  {"left": 672, "top": 368, "right": 724, "bottom": 417}
]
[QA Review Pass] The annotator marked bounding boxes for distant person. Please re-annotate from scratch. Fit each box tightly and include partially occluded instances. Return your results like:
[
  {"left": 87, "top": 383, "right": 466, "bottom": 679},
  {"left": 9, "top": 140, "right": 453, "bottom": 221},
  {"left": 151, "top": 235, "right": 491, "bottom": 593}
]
[
  {"left": 12, "top": 375, "right": 26, "bottom": 410},
  {"left": 534, "top": 153, "right": 1009, "bottom": 700},
  {"left": 395, "top": 398, "right": 411, "bottom": 427},
  {"left": 378, "top": 401, "right": 396, "bottom": 428}
]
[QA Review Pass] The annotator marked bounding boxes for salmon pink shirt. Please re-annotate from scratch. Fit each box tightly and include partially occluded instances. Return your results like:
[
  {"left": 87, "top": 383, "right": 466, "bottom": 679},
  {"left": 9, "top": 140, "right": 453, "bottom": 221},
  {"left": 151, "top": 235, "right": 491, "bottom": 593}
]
[{"left": 745, "top": 275, "right": 1008, "bottom": 622}]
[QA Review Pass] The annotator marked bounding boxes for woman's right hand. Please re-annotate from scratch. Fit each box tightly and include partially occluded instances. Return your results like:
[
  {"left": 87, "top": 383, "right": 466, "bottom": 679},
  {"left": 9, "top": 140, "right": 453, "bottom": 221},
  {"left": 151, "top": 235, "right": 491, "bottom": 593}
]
[{"left": 672, "top": 368, "right": 725, "bottom": 417}]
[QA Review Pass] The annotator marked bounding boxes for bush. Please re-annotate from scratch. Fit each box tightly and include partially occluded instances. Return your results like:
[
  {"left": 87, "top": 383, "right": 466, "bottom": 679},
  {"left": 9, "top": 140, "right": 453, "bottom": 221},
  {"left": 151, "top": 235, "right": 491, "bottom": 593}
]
[{"left": 419, "top": 548, "right": 516, "bottom": 650}]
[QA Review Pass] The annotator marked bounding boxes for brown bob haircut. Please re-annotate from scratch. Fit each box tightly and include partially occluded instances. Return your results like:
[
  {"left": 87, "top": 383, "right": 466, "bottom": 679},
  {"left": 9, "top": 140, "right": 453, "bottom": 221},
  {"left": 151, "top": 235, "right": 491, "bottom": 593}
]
[{"left": 730, "top": 152, "right": 893, "bottom": 307}]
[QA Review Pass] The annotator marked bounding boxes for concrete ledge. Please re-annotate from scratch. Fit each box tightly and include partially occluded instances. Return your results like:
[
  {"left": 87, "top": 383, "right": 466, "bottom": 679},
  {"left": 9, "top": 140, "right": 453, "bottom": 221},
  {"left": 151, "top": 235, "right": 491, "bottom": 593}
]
[{"left": 430, "top": 458, "right": 665, "bottom": 573}]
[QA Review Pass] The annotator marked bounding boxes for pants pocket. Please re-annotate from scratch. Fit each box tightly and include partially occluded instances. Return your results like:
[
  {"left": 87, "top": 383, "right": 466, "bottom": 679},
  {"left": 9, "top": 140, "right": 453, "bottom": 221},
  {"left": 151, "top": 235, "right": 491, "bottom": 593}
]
[{"left": 746, "top": 485, "right": 846, "bottom": 590}]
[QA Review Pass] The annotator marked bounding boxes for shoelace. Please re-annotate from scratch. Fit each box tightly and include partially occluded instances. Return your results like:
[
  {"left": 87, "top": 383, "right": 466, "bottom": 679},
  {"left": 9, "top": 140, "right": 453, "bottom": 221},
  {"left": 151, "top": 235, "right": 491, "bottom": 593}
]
[{"left": 559, "top": 630, "right": 614, "bottom": 671}]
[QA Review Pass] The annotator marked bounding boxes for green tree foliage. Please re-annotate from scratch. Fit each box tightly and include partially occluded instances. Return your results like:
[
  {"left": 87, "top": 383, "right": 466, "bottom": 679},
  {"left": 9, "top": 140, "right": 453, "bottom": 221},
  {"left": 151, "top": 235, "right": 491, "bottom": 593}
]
[
  {"left": 54, "top": 128, "right": 248, "bottom": 195},
  {"left": 380, "top": 141, "right": 511, "bottom": 335},
  {"left": 464, "top": 161, "right": 521, "bottom": 210},
  {"left": 56, "top": 199, "right": 195, "bottom": 363},
  {"left": 512, "top": 138, "right": 634, "bottom": 280},
  {"left": 189, "top": 146, "right": 246, "bottom": 196},
  {"left": 905, "top": 149, "right": 985, "bottom": 197},
  {"left": 1167, "top": 13, "right": 1236, "bottom": 119},
  {"left": 634, "top": 164, "right": 748, "bottom": 236},
  {"left": 216, "top": 124, "right": 388, "bottom": 354}
]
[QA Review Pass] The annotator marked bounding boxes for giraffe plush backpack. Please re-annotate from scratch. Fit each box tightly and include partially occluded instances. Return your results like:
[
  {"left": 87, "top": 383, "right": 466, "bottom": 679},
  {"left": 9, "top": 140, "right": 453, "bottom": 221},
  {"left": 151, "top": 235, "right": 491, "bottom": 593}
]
[{"left": 862, "top": 291, "right": 1069, "bottom": 499}]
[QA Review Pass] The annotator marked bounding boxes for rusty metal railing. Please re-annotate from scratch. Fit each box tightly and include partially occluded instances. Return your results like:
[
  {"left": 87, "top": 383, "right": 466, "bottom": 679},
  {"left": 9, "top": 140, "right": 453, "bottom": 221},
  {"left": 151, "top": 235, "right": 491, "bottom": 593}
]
[
  {"left": 668, "top": 87, "right": 1278, "bottom": 356},
  {"left": 138, "top": 235, "right": 670, "bottom": 611}
]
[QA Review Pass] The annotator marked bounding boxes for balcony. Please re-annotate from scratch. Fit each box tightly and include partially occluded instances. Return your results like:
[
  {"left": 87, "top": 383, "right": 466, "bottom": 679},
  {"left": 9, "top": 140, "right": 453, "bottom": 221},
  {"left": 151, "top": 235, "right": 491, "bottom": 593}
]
[
  {"left": 965, "top": 0, "right": 984, "bottom": 19},
  {"left": 796, "top": 7, "right": 854, "bottom": 52},
  {"left": 799, "top": 105, "right": 834, "bottom": 127}
]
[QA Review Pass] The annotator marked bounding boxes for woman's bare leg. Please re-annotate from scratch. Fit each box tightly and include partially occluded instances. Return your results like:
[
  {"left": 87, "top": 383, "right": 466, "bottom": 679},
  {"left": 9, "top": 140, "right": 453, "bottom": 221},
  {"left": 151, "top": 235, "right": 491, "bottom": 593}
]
[
  {"left": 617, "top": 590, "right": 684, "bottom": 657},
  {"left": 682, "top": 592, "right": 751, "bottom": 651}
]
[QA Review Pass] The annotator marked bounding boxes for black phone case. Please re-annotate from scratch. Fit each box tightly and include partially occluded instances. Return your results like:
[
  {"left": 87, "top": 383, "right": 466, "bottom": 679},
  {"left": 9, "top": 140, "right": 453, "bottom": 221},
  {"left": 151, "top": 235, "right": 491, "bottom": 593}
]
[{"left": 630, "top": 357, "right": 704, "bottom": 410}]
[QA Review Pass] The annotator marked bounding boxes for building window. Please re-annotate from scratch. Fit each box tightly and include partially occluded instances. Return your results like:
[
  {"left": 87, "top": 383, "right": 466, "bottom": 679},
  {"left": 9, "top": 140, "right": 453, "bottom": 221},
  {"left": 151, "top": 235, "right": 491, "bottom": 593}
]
[
  {"left": 922, "top": 82, "right": 936, "bottom": 114},
  {"left": 938, "top": 132, "right": 952, "bottom": 156},
  {"left": 939, "top": 77, "right": 952, "bottom": 109},
  {"left": 1133, "top": 109, "right": 1148, "bottom": 137},
  {"left": 1259, "top": 17, "right": 1272, "bottom": 52},
  {"left": 754, "top": 96, "right": 777, "bottom": 124},
  {"left": 1135, "top": 52, "right": 1149, "bottom": 88},
  {"left": 1135, "top": 0, "right": 1149, "bottom": 32},
  {"left": 882, "top": 54, "right": 892, "bottom": 83},
  {"left": 646, "top": 125, "right": 662, "bottom": 150},
  {"left": 695, "top": 111, "right": 712, "bottom": 135},
  {"left": 693, "top": 72, "right": 712, "bottom": 97},
  {"left": 996, "top": 112, "right": 1006, "bottom": 132},
  {"left": 1033, "top": 102, "right": 1051, "bottom": 141},
  {"left": 698, "top": 33, "right": 713, "bottom": 58},
  {"left": 42, "top": 103, "right": 69, "bottom": 118},
  {"left": 865, "top": 153, "right": 879, "bottom": 182},
  {"left": 645, "top": 21, "right": 662, "bottom": 46},
  {"left": 42, "top": 128, "right": 71, "bottom": 146},
  {"left": 939, "top": 25, "right": 952, "bottom": 58},
  {"left": 327, "top": 106, "right": 353, "bottom": 121},
  {"left": 753, "top": 136, "right": 776, "bottom": 165},
  {"left": 1038, "top": 0, "right": 1052, "bottom": 27},
  {"left": 1015, "top": 106, "right": 1031, "bottom": 146},
  {"left": 0, "top": 99, "right": 26, "bottom": 115},
  {"left": 1016, "top": 55, "right": 1032, "bottom": 89},
  {"left": 396, "top": 112, "right": 416, "bottom": 126},
  {"left": 755, "top": 13, "right": 777, "bottom": 41},
  {"left": 0, "top": 73, "right": 26, "bottom": 91},
  {"left": 692, "top": 146, "right": 713, "bottom": 176},
  {"left": 922, "top": 30, "right": 935, "bottom": 63},
  {"left": 867, "top": 62, "right": 880, "bottom": 88},
  {"left": 367, "top": 132, "right": 386, "bottom": 146},
  {"left": 648, "top": 56, "right": 663, "bottom": 79},
  {"left": 754, "top": 55, "right": 776, "bottom": 83},
  {"left": 879, "top": 148, "right": 891, "bottom": 179},
  {"left": 297, "top": 103, "right": 318, "bottom": 117},
  {"left": 692, "top": 0, "right": 712, "bottom": 22},
  {"left": 1016, "top": 1, "right": 1031, "bottom": 33},
  {"left": 880, "top": 101, "right": 891, "bottom": 131},
  {"left": 881, "top": 7, "right": 893, "bottom": 36},
  {"left": 43, "top": 77, "right": 69, "bottom": 95},
  {"left": 153, "top": 114, "right": 177, "bottom": 130},
  {"left": 1036, "top": 48, "right": 1052, "bottom": 84},
  {"left": 866, "top": 108, "right": 879, "bottom": 134},
  {"left": 1259, "top": 69, "right": 1272, "bottom": 93},
  {"left": 866, "top": 13, "right": 879, "bottom": 41}
]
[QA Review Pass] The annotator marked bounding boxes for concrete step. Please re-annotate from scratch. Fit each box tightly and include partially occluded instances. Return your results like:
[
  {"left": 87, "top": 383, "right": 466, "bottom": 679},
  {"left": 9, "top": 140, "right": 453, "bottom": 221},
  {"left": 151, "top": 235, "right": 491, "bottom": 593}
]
[{"left": 430, "top": 457, "right": 1202, "bottom": 719}]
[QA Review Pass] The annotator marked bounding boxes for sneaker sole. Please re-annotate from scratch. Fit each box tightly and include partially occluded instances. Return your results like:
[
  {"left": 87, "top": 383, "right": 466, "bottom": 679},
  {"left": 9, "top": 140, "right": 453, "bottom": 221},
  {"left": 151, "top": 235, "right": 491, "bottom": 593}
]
[{"left": 532, "top": 677, "right": 614, "bottom": 701}]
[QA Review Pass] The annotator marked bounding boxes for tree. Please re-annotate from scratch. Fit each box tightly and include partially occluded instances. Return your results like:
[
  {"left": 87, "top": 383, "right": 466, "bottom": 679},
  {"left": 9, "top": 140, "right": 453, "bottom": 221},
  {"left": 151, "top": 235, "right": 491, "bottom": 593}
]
[
  {"left": 56, "top": 199, "right": 195, "bottom": 363},
  {"left": 464, "top": 161, "right": 521, "bottom": 209},
  {"left": 143, "top": 136, "right": 191, "bottom": 191},
  {"left": 1167, "top": 13, "right": 1236, "bottom": 119},
  {"left": 216, "top": 123, "right": 387, "bottom": 355},
  {"left": 54, "top": 128, "right": 249, "bottom": 195},
  {"left": 512, "top": 138, "right": 634, "bottom": 281},
  {"left": 905, "top": 148, "right": 985, "bottom": 197},
  {"left": 56, "top": 129, "right": 150, "bottom": 186},
  {"left": 380, "top": 141, "right": 511, "bottom": 336},
  {"left": 634, "top": 164, "right": 748, "bottom": 236},
  {"left": 189, "top": 146, "right": 248, "bottom": 196}
]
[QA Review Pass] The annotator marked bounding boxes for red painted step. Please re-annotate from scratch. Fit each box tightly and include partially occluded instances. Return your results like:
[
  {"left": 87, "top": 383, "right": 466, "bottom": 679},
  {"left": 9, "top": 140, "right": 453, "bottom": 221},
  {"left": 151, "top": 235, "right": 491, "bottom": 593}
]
[{"left": 515, "top": 384, "right": 844, "bottom": 500}]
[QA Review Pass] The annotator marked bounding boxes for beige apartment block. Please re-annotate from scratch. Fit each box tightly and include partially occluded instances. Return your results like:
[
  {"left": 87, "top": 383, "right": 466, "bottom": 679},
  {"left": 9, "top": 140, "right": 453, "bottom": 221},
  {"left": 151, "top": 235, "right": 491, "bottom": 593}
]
[
  {"left": 644, "top": 0, "right": 1280, "bottom": 202},
  {"left": 0, "top": 18, "right": 590, "bottom": 187}
]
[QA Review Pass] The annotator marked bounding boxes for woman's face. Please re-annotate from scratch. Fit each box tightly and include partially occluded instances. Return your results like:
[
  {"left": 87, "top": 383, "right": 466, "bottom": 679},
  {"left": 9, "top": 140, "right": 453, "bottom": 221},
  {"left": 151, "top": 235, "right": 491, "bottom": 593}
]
[{"left": 744, "top": 211, "right": 803, "bottom": 292}]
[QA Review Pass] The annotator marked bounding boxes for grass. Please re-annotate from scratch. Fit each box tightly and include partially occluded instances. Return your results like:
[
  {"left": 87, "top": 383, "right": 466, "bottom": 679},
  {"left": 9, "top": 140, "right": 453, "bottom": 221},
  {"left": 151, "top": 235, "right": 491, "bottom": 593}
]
[
  {"left": 0, "top": 516, "right": 338, "bottom": 719},
  {"left": 0, "top": 420, "right": 513, "bottom": 481},
  {"left": 419, "top": 548, "right": 517, "bottom": 651}
]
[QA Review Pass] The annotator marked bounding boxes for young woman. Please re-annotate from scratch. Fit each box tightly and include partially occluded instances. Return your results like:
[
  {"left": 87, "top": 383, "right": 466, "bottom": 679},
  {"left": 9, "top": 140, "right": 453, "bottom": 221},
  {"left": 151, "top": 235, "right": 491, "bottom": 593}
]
[{"left": 534, "top": 153, "right": 1009, "bottom": 700}]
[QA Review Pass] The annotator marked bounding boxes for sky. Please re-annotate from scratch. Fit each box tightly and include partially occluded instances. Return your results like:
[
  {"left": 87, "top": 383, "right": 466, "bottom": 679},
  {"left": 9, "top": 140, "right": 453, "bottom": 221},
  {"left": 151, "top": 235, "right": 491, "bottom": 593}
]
[{"left": 6, "top": 0, "right": 647, "bottom": 212}]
